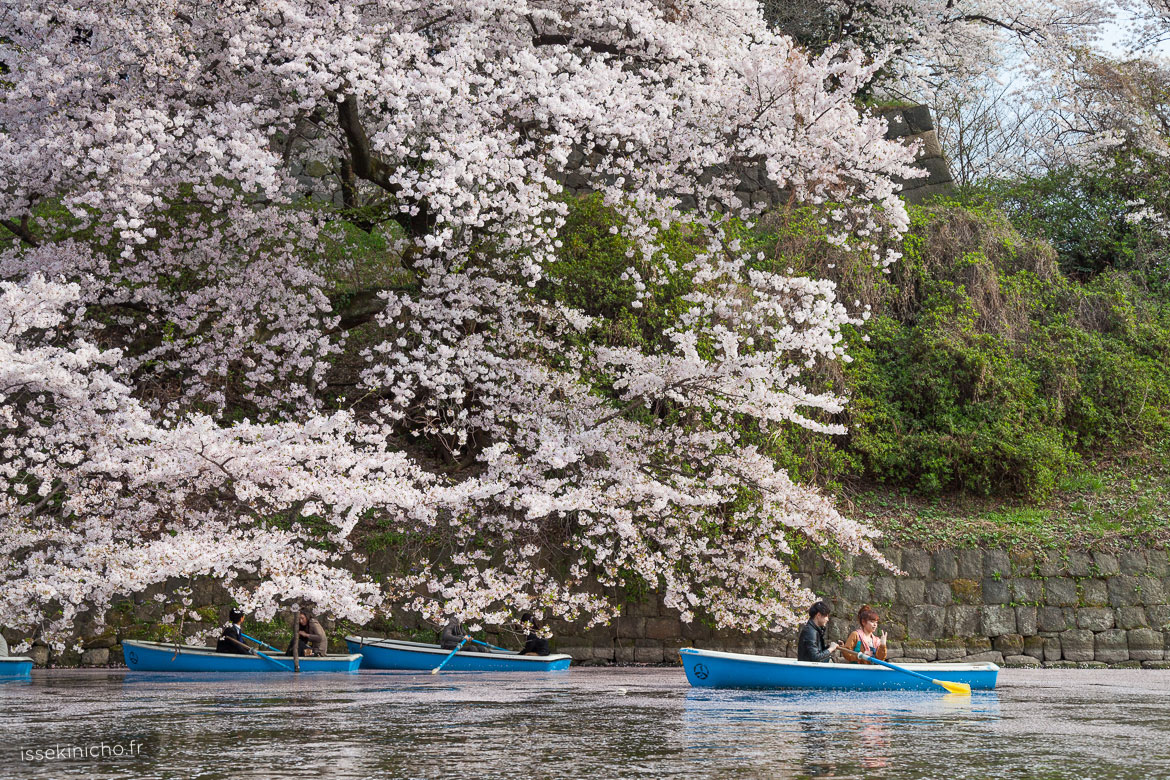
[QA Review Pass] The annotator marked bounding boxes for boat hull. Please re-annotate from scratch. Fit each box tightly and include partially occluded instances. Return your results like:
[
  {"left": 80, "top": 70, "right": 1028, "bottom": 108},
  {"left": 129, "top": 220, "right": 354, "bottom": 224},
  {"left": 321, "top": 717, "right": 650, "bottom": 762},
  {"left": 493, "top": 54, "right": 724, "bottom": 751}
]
[
  {"left": 122, "top": 640, "right": 361, "bottom": 673},
  {"left": 0, "top": 657, "right": 33, "bottom": 679},
  {"left": 680, "top": 647, "right": 998, "bottom": 691},
  {"left": 346, "top": 636, "right": 572, "bottom": 672}
]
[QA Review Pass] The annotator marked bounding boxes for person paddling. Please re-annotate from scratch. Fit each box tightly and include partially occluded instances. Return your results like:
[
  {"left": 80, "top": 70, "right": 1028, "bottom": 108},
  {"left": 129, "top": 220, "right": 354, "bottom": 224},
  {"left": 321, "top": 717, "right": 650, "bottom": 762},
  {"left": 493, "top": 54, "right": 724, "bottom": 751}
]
[
  {"left": 216, "top": 609, "right": 254, "bottom": 655},
  {"left": 518, "top": 613, "right": 550, "bottom": 656},
  {"left": 842, "top": 605, "right": 888, "bottom": 664},
  {"left": 439, "top": 617, "right": 468, "bottom": 650},
  {"left": 797, "top": 601, "right": 838, "bottom": 663}
]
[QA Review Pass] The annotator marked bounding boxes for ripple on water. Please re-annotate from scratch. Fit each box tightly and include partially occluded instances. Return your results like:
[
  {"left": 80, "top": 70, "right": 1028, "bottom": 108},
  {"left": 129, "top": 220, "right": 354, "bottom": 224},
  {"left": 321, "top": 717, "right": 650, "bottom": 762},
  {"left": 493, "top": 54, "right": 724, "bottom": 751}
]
[{"left": 1, "top": 667, "right": 1168, "bottom": 779}]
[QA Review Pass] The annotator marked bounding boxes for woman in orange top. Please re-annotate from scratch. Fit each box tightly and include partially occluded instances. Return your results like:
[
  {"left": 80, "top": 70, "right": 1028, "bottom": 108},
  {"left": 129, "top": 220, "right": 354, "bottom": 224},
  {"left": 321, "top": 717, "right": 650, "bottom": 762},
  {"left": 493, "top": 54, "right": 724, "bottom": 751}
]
[{"left": 842, "top": 605, "right": 888, "bottom": 664}]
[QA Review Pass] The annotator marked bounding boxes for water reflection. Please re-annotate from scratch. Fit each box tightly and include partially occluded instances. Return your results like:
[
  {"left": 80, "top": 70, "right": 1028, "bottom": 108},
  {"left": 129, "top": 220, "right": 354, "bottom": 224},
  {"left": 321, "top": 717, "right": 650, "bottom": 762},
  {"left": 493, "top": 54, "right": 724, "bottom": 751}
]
[{"left": 0, "top": 668, "right": 1167, "bottom": 779}]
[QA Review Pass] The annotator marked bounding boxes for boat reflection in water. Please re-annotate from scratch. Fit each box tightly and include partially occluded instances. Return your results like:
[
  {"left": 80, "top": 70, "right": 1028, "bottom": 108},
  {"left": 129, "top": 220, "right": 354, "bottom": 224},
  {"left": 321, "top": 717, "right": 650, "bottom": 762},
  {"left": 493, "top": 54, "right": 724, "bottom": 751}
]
[{"left": 682, "top": 687, "right": 1000, "bottom": 777}]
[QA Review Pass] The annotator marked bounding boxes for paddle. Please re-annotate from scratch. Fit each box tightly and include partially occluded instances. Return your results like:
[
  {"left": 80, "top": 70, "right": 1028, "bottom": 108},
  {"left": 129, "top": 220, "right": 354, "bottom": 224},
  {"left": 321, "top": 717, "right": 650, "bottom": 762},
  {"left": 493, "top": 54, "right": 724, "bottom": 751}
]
[
  {"left": 466, "top": 637, "right": 512, "bottom": 653},
  {"left": 857, "top": 651, "right": 971, "bottom": 695},
  {"left": 240, "top": 632, "right": 282, "bottom": 654},
  {"left": 252, "top": 647, "right": 295, "bottom": 672},
  {"left": 431, "top": 636, "right": 469, "bottom": 675}
]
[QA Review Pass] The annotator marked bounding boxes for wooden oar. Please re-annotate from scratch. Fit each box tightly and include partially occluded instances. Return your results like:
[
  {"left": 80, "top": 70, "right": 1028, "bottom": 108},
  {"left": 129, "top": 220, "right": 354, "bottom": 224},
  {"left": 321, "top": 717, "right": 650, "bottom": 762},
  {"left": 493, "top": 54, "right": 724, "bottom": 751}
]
[
  {"left": 858, "top": 652, "right": 971, "bottom": 695},
  {"left": 431, "top": 636, "right": 469, "bottom": 675}
]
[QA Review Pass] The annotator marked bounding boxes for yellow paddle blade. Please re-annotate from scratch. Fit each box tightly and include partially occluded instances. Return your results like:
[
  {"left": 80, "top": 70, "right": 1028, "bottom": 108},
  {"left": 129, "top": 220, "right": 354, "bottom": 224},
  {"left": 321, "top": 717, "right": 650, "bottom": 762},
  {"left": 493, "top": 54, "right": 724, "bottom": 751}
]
[{"left": 934, "top": 678, "right": 971, "bottom": 695}]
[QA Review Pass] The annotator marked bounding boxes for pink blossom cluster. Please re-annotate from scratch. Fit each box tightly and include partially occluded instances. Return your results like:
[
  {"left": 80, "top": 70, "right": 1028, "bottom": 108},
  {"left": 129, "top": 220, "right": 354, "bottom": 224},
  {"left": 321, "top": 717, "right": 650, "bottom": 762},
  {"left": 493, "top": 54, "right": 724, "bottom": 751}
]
[{"left": 1, "top": 0, "right": 916, "bottom": 648}]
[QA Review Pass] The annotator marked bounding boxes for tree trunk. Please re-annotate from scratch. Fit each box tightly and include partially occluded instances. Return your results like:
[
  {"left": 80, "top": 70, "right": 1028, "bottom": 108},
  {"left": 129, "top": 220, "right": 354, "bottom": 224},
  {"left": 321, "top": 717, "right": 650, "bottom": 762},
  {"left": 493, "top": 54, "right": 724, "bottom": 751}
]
[{"left": 292, "top": 609, "right": 301, "bottom": 673}]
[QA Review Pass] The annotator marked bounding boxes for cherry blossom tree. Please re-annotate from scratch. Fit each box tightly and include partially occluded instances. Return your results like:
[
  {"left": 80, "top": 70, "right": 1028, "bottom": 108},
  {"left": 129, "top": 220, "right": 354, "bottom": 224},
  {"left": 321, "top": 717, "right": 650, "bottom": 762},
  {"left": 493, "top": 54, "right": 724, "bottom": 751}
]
[{"left": 0, "top": 0, "right": 917, "bottom": 649}]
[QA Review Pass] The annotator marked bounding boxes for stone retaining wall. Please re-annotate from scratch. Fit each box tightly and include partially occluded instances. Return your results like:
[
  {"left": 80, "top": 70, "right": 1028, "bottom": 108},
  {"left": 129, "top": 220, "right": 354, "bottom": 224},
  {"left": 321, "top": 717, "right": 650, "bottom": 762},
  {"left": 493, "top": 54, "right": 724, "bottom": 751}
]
[{"left": 552, "top": 547, "right": 1170, "bottom": 668}]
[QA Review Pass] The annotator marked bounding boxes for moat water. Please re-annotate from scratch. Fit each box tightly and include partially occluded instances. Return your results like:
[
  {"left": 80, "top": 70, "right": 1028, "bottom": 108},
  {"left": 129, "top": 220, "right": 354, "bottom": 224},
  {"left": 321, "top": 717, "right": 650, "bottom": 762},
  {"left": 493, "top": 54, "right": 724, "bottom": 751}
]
[{"left": 2, "top": 667, "right": 1168, "bottom": 779}]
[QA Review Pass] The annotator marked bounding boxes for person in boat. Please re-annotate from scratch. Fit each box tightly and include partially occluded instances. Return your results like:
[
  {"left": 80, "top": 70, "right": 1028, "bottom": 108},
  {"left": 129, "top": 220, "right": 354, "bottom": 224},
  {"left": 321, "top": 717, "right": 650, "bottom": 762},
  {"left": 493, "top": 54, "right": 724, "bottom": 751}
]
[
  {"left": 797, "top": 600, "right": 838, "bottom": 663},
  {"left": 518, "top": 613, "right": 550, "bottom": 656},
  {"left": 439, "top": 617, "right": 468, "bottom": 650},
  {"left": 841, "top": 605, "right": 888, "bottom": 664},
  {"left": 216, "top": 608, "right": 254, "bottom": 655},
  {"left": 288, "top": 609, "right": 329, "bottom": 657}
]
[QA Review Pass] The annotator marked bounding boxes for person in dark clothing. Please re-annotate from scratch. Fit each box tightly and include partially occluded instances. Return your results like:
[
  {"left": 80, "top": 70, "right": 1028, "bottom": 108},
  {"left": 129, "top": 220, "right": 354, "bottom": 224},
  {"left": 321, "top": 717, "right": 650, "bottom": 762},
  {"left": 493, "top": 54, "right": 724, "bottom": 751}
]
[
  {"left": 217, "top": 608, "right": 253, "bottom": 655},
  {"left": 796, "top": 601, "right": 838, "bottom": 663},
  {"left": 518, "top": 612, "right": 550, "bottom": 656},
  {"left": 439, "top": 617, "right": 468, "bottom": 650}
]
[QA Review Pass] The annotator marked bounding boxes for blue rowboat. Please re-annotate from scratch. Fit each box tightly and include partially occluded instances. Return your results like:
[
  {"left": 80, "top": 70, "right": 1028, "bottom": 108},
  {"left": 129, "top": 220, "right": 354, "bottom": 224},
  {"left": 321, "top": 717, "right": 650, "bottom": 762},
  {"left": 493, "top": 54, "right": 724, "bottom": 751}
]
[
  {"left": 122, "top": 640, "right": 362, "bottom": 673},
  {"left": 346, "top": 636, "right": 572, "bottom": 672},
  {"left": 680, "top": 647, "right": 998, "bottom": 691},
  {"left": 0, "top": 656, "right": 34, "bottom": 679}
]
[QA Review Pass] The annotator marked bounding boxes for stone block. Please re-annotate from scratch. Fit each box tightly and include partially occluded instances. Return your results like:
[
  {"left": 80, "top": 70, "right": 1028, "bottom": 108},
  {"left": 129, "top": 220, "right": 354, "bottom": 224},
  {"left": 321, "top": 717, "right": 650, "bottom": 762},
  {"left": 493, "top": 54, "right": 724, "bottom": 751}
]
[
  {"left": 29, "top": 645, "right": 49, "bottom": 666},
  {"left": 1011, "top": 578, "right": 1043, "bottom": 604},
  {"left": 634, "top": 640, "right": 665, "bottom": 664},
  {"left": 81, "top": 648, "right": 109, "bottom": 666},
  {"left": 965, "top": 637, "right": 992, "bottom": 655},
  {"left": 1116, "top": 607, "right": 1148, "bottom": 630},
  {"left": 1107, "top": 576, "right": 1140, "bottom": 607},
  {"left": 884, "top": 640, "right": 903, "bottom": 659},
  {"left": 1045, "top": 578, "right": 1078, "bottom": 607},
  {"left": 1065, "top": 552, "right": 1094, "bottom": 577},
  {"left": 1147, "top": 551, "right": 1169, "bottom": 577},
  {"left": 1010, "top": 548, "right": 1036, "bottom": 575},
  {"left": 1004, "top": 655, "right": 1041, "bottom": 667},
  {"left": 872, "top": 577, "right": 898, "bottom": 604},
  {"left": 982, "top": 578, "right": 1010, "bottom": 605},
  {"left": 798, "top": 547, "right": 827, "bottom": 575},
  {"left": 1023, "top": 635, "right": 1046, "bottom": 660},
  {"left": 1147, "top": 605, "right": 1170, "bottom": 630},
  {"left": 1120, "top": 551, "right": 1148, "bottom": 576},
  {"left": 614, "top": 616, "right": 645, "bottom": 638},
  {"left": 1092, "top": 552, "right": 1120, "bottom": 577},
  {"left": 1136, "top": 577, "right": 1165, "bottom": 605},
  {"left": 956, "top": 549, "right": 983, "bottom": 579},
  {"left": 962, "top": 651, "right": 1004, "bottom": 665},
  {"left": 984, "top": 549, "right": 1010, "bottom": 579},
  {"left": 1127, "top": 628, "right": 1164, "bottom": 661},
  {"left": 1041, "top": 636, "right": 1062, "bottom": 661},
  {"left": 1094, "top": 629, "right": 1129, "bottom": 664},
  {"left": 926, "top": 582, "right": 952, "bottom": 606},
  {"left": 901, "top": 640, "right": 937, "bottom": 660},
  {"left": 932, "top": 550, "right": 958, "bottom": 580},
  {"left": 1037, "top": 607, "right": 1074, "bottom": 633},
  {"left": 1076, "top": 608, "right": 1115, "bottom": 632},
  {"left": 1015, "top": 606, "right": 1037, "bottom": 636},
  {"left": 896, "top": 578, "right": 925, "bottom": 605},
  {"left": 615, "top": 642, "right": 636, "bottom": 663},
  {"left": 950, "top": 579, "right": 982, "bottom": 605},
  {"left": 901, "top": 550, "right": 933, "bottom": 578},
  {"left": 880, "top": 109, "right": 911, "bottom": 137},
  {"left": 993, "top": 634, "right": 1024, "bottom": 655},
  {"left": 919, "top": 156, "right": 954, "bottom": 183},
  {"left": 903, "top": 104, "right": 935, "bottom": 133},
  {"left": 645, "top": 618, "right": 680, "bottom": 641},
  {"left": 936, "top": 638, "right": 967, "bottom": 660},
  {"left": 1036, "top": 552, "right": 1061, "bottom": 577},
  {"left": 912, "top": 129, "right": 944, "bottom": 160},
  {"left": 909, "top": 605, "right": 947, "bottom": 639},
  {"left": 1080, "top": 579, "right": 1108, "bottom": 607},
  {"left": 1060, "top": 629, "right": 1095, "bottom": 661},
  {"left": 842, "top": 576, "right": 872, "bottom": 604},
  {"left": 980, "top": 606, "right": 1016, "bottom": 636},
  {"left": 945, "top": 606, "right": 979, "bottom": 637}
]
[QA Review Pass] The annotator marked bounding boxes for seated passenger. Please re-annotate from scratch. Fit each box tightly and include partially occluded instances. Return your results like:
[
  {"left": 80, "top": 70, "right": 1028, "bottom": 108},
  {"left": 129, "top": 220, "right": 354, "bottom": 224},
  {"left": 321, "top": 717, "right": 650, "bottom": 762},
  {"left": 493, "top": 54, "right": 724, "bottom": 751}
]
[
  {"left": 287, "top": 609, "right": 328, "bottom": 657},
  {"left": 216, "top": 608, "right": 253, "bottom": 655},
  {"left": 797, "top": 601, "right": 838, "bottom": 663},
  {"left": 518, "top": 613, "right": 550, "bottom": 656},
  {"left": 842, "top": 605, "right": 888, "bottom": 664}
]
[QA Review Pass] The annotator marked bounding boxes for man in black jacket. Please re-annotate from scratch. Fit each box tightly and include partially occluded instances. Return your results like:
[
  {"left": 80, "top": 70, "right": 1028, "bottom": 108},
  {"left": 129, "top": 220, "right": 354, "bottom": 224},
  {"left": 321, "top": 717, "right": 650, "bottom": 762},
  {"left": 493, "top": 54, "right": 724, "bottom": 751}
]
[{"left": 797, "top": 601, "right": 838, "bottom": 662}]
